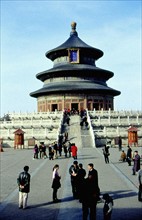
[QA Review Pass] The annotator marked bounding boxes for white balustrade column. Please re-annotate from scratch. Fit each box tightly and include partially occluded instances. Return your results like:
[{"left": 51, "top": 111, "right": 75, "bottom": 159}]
[
  {"left": 108, "top": 108, "right": 111, "bottom": 116},
  {"left": 137, "top": 115, "right": 139, "bottom": 124},
  {"left": 101, "top": 108, "right": 103, "bottom": 116},
  {"left": 116, "top": 126, "right": 120, "bottom": 136},
  {"left": 127, "top": 116, "right": 130, "bottom": 125},
  {"left": 98, "top": 116, "right": 101, "bottom": 126},
  {"left": 108, "top": 116, "right": 111, "bottom": 125},
  {"left": 104, "top": 126, "right": 107, "bottom": 137},
  {"left": 118, "top": 116, "right": 120, "bottom": 125}
]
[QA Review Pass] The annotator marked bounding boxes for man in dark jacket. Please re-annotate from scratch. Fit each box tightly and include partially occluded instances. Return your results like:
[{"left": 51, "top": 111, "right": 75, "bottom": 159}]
[
  {"left": 69, "top": 161, "right": 79, "bottom": 199},
  {"left": 81, "top": 163, "right": 100, "bottom": 220},
  {"left": 132, "top": 151, "right": 140, "bottom": 175},
  {"left": 17, "top": 166, "right": 30, "bottom": 209},
  {"left": 77, "top": 163, "right": 86, "bottom": 202},
  {"left": 126, "top": 145, "right": 132, "bottom": 166}
]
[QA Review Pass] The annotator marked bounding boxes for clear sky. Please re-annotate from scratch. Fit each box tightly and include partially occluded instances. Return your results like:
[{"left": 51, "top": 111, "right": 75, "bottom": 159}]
[{"left": 1, "top": 0, "right": 141, "bottom": 115}]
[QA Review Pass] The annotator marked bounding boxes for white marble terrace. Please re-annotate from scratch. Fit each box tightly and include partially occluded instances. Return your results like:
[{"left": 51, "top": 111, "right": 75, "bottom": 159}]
[
  {"left": 0, "top": 110, "right": 142, "bottom": 148},
  {"left": 88, "top": 109, "right": 142, "bottom": 147},
  {"left": 0, "top": 111, "right": 64, "bottom": 148}
]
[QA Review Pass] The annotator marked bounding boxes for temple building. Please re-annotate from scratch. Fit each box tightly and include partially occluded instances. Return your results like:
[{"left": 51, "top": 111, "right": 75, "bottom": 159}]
[{"left": 30, "top": 22, "right": 121, "bottom": 112}]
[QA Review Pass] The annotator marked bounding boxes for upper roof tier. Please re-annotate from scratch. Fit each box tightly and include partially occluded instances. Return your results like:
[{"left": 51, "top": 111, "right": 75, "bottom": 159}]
[{"left": 45, "top": 22, "right": 104, "bottom": 61}]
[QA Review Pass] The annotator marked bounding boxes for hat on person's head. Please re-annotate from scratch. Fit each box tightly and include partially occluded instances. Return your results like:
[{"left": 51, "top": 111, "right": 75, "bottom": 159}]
[{"left": 24, "top": 166, "right": 29, "bottom": 172}]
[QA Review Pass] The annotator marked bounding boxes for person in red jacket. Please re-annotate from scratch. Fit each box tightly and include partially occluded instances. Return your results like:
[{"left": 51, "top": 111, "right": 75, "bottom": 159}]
[{"left": 71, "top": 143, "right": 78, "bottom": 159}]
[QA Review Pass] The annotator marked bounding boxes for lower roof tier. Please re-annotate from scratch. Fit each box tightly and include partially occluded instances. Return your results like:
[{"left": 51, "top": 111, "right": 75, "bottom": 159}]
[{"left": 30, "top": 80, "right": 120, "bottom": 98}]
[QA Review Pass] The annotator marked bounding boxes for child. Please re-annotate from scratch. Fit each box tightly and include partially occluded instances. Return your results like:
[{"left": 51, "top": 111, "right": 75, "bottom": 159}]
[{"left": 103, "top": 193, "right": 113, "bottom": 220}]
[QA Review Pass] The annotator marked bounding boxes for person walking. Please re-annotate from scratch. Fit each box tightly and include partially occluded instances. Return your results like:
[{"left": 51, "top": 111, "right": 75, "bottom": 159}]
[
  {"left": 51, "top": 164, "right": 61, "bottom": 203},
  {"left": 102, "top": 145, "right": 110, "bottom": 163},
  {"left": 17, "top": 166, "right": 31, "bottom": 209},
  {"left": 103, "top": 193, "right": 113, "bottom": 220},
  {"left": 69, "top": 160, "right": 79, "bottom": 199},
  {"left": 132, "top": 151, "right": 140, "bottom": 175},
  {"left": 81, "top": 163, "right": 100, "bottom": 220},
  {"left": 126, "top": 145, "right": 132, "bottom": 166}
]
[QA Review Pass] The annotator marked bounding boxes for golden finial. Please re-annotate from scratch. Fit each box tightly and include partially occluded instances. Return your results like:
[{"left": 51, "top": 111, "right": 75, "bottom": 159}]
[{"left": 71, "top": 22, "right": 77, "bottom": 32}]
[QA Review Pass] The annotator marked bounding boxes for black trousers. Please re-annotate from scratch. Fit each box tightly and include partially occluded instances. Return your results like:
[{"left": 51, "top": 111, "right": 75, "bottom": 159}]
[
  {"left": 104, "top": 212, "right": 112, "bottom": 220},
  {"left": 71, "top": 179, "right": 78, "bottom": 198},
  {"left": 82, "top": 202, "right": 97, "bottom": 220},
  {"left": 53, "top": 188, "right": 58, "bottom": 201}
]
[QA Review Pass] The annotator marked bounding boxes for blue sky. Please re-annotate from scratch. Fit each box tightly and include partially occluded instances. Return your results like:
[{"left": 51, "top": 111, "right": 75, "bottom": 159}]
[{"left": 1, "top": 0, "right": 141, "bottom": 115}]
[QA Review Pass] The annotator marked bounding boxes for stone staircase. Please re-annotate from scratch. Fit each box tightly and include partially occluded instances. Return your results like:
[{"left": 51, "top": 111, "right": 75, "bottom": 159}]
[{"left": 64, "top": 115, "right": 94, "bottom": 148}]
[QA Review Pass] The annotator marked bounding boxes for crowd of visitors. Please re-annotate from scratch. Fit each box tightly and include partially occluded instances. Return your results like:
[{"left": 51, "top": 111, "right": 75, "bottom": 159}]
[{"left": 32, "top": 141, "right": 78, "bottom": 161}]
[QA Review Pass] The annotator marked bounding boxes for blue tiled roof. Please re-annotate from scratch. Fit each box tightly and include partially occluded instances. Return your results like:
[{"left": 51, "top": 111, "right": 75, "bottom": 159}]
[{"left": 30, "top": 81, "right": 120, "bottom": 98}]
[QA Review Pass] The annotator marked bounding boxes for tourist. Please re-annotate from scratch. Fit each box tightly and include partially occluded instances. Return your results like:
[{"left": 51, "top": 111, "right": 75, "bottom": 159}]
[
  {"left": 17, "top": 166, "right": 31, "bottom": 209},
  {"left": 80, "top": 119, "right": 84, "bottom": 129},
  {"left": 58, "top": 143, "right": 62, "bottom": 156},
  {"left": 53, "top": 141, "right": 58, "bottom": 158},
  {"left": 68, "top": 141, "right": 72, "bottom": 157},
  {"left": 102, "top": 145, "right": 110, "bottom": 163},
  {"left": 41, "top": 143, "right": 47, "bottom": 159},
  {"left": 126, "top": 145, "right": 132, "bottom": 166},
  {"left": 69, "top": 160, "right": 79, "bottom": 199},
  {"left": 132, "top": 151, "right": 140, "bottom": 175},
  {"left": 77, "top": 163, "right": 86, "bottom": 202},
  {"left": 103, "top": 193, "right": 113, "bottom": 220},
  {"left": 118, "top": 136, "right": 122, "bottom": 151},
  {"left": 33, "top": 144, "right": 39, "bottom": 159},
  {"left": 48, "top": 145, "right": 54, "bottom": 160},
  {"left": 71, "top": 143, "right": 78, "bottom": 159},
  {"left": 63, "top": 143, "right": 68, "bottom": 157},
  {"left": 64, "top": 131, "right": 68, "bottom": 143},
  {"left": 51, "top": 164, "right": 61, "bottom": 203},
  {"left": 39, "top": 144, "right": 43, "bottom": 159},
  {"left": 81, "top": 163, "right": 100, "bottom": 220},
  {"left": 66, "top": 115, "right": 70, "bottom": 126},
  {"left": 119, "top": 150, "right": 126, "bottom": 162}
]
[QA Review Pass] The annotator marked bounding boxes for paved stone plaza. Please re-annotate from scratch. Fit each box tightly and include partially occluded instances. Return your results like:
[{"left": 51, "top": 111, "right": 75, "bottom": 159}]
[{"left": 0, "top": 115, "right": 142, "bottom": 220}]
